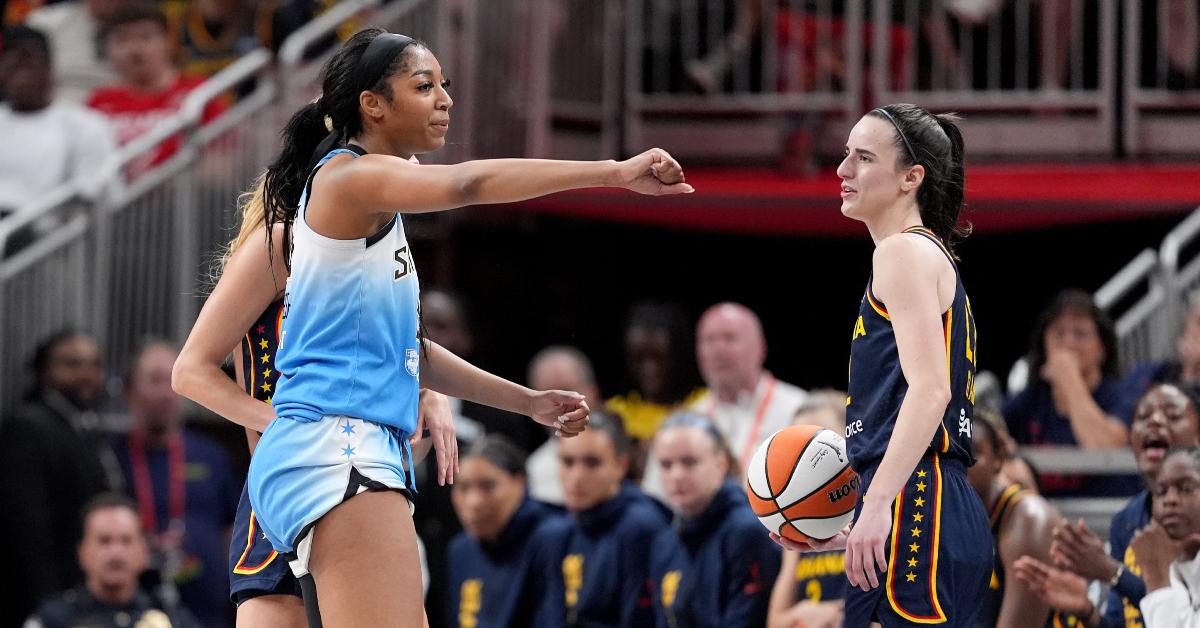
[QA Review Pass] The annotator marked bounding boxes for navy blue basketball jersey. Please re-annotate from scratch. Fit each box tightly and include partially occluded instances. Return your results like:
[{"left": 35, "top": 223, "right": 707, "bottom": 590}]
[
  {"left": 791, "top": 550, "right": 847, "bottom": 606},
  {"left": 846, "top": 226, "right": 977, "bottom": 471},
  {"left": 240, "top": 298, "right": 284, "bottom": 404},
  {"left": 980, "top": 483, "right": 1030, "bottom": 626}
]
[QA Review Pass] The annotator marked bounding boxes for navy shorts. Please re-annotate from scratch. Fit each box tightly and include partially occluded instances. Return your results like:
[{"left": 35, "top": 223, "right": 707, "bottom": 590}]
[
  {"left": 845, "top": 453, "right": 992, "bottom": 627},
  {"left": 229, "top": 481, "right": 302, "bottom": 605}
]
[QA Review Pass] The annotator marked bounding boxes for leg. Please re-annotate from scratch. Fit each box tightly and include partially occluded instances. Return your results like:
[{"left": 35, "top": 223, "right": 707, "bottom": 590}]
[
  {"left": 236, "top": 594, "right": 306, "bottom": 628},
  {"left": 309, "top": 491, "right": 424, "bottom": 628}
]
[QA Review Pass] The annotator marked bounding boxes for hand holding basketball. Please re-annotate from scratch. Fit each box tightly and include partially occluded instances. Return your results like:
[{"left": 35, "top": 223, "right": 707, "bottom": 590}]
[{"left": 617, "top": 148, "right": 694, "bottom": 196}]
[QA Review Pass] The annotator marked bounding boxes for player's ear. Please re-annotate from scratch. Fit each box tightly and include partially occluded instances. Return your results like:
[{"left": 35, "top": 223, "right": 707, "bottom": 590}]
[{"left": 901, "top": 164, "right": 925, "bottom": 192}]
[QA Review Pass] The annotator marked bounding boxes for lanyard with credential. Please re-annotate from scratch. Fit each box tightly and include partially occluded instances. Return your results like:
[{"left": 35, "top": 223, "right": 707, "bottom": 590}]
[{"left": 128, "top": 430, "right": 187, "bottom": 534}]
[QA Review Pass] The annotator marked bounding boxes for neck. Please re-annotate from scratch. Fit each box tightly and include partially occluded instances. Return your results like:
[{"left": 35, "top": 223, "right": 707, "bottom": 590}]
[
  {"left": 88, "top": 578, "right": 137, "bottom": 606},
  {"left": 348, "top": 133, "right": 413, "bottom": 161},
  {"left": 864, "top": 202, "right": 922, "bottom": 246},
  {"left": 714, "top": 371, "right": 763, "bottom": 403}
]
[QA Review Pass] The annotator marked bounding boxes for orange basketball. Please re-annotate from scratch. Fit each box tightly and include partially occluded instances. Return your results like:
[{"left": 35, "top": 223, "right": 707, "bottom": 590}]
[{"left": 745, "top": 424, "right": 860, "bottom": 543}]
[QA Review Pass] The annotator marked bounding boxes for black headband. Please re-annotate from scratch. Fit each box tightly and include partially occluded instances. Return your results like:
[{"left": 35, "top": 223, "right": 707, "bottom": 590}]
[
  {"left": 307, "top": 33, "right": 415, "bottom": 172},
  {"left": 873, "top": 107, "right": 918, "bottom": 164},
  {"left": 356, "top": 32, "right": 415, "bottom": 94}
]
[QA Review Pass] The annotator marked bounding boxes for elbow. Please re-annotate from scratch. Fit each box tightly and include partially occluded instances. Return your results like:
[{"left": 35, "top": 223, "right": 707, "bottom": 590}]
[
  {"left": 453, "top": 166, "right": 483, "bottom": 205},
  {"left": 170, "top": 355, "right": 195, "bottom": 399},
  {"left": 912, "top": 383, "right": 952, "bottom": 411}
]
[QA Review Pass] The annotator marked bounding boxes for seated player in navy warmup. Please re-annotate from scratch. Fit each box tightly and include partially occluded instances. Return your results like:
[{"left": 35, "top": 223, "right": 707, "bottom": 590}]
[
  {"left": 649, "top": 413, "right": 781, "bottom": 628},
  {"left": 539, "top": 412, "right": 668, "bottom": 627},
  {"left": 446, "top": 435, "right": 565, "bottom": 627}
]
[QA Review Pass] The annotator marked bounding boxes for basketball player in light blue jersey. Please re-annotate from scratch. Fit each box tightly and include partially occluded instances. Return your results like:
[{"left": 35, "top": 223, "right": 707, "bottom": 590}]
[{"left": 240, "top": 29, "right": 692, "bottom": 627}]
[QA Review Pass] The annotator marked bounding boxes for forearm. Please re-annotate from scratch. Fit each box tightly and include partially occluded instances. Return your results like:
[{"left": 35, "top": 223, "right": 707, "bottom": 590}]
[
  {"left": 861, "top": 385, "right": 949, "bottom": 513},
  {"left": 455, "top": 159, "right": 619, "bottom": 206},
  {"left": 1058, "top": 380, "right": 1127, "bottom": 447},
  {"left": 173, "top": 359, "right": 273, "bottom": 432},
  {"left": 419, "top": 340, "right": 533, "bottom": 417}
]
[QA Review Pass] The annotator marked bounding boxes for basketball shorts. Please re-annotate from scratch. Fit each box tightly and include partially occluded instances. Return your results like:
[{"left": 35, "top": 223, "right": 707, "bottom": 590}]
[
  {"left": 228, "top": 481, "right": 302, "bottom": 604},
  {"left": 248, "top": 415, "right": 416, "bottom": 574},
  {"left": 844, "top": 453, "right": 992, "bottom": 627}
]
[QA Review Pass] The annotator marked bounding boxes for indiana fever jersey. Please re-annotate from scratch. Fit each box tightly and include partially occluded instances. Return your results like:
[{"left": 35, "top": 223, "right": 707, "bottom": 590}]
[
  {"left": 271, "top": 146, "right": 421, "bottom": 435},
  {"left": 846, "top": 226, "right": 977, "bottom": 471},
  {"left": 240, "top": 298, "right": 284, "bottom": 403}
]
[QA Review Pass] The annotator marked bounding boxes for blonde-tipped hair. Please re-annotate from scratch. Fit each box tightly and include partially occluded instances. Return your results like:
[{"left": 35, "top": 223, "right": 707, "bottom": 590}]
[{"left": 221, "top": 172, "right": 269, "bottom": 271}]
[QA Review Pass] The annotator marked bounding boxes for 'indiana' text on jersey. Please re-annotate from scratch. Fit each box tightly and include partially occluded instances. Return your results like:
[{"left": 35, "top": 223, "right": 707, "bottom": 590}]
[
  {"left": 845, "top": 227, "right": 977, "bottom": 470},
  {"left": 272, "top": 147, "right": 422, "bottom": 434}
]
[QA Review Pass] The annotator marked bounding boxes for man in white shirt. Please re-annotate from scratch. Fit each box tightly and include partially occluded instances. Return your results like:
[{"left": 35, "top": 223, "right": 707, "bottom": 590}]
[
  {"left": 643, "top": 302, "right": 806, "bottom": 499},
  {"left": 1135, "top": 447, "right": 1200, "bottom": 627},
  {"left": 26, "top": 0, "right": 122, "bottom": 103},
  {"left": 524, "top": 345, "right": 603, "bottom": 506},
  {"left": 0, "top": 26, "right": 116, "bottom": 238}
]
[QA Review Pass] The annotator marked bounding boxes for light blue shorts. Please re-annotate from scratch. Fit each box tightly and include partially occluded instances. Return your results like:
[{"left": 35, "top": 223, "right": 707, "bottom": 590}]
[{"left": 248, "top": 415, "right": 416, "bottom": 559}]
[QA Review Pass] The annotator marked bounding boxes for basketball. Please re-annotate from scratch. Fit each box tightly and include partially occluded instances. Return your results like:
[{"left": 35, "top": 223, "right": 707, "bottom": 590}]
[{"left": 745, "top": 424, "right": 860, "bottom": 543}]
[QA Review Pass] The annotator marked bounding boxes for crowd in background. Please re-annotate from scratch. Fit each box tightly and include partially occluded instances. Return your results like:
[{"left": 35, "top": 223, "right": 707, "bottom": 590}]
[{"left": 5, "top": 283, "right": 1200, "bottom": 627}]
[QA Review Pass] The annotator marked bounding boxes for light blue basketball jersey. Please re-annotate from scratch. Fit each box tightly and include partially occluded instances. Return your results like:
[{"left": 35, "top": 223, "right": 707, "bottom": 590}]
[{"left": 271, "top": 148, "right": 421, "bottom": 436}]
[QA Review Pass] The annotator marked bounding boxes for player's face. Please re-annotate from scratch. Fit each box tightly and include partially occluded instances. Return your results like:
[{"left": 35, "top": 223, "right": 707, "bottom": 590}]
[
  {"left": 1131, "top": 384, "right": 1200, "bottom": 480},
  {"left": 836, "top": 116, "right": 911, "bottom": 222},
  {"left": 558, "top": 430, "right": 627, "bottom": 513},
  {"left": 654, "top": 426, "right": 728, "bottom": 517},
  {"left": 1153, "top": 452, "right": 1200, "bottom": 541},
  {"left": 1043, "top": 310, "right": 1105, "bottom": 374},
  {"left": 44, "top": 335, "right": 104, "bottom": 410},
  {"left": 106, "top": 20, "right": 172, "bottom": 86},
  {"left": 451, "top": 457, "right": 525, "bottom": 542},
  {"left": 78, "top": 507, "right": 148, "bottom": 591},
  {"left": 377, "top": 47, "right": 453, "bottom": 156}
]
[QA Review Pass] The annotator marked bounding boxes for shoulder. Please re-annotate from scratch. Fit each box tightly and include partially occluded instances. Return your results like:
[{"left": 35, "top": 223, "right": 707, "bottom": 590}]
[
  {"left": 26, "top": 2, "right": 77, "bottom": 29},
  {"left": 998, "top": 491, "right": 1059, "bottom": 559},
  {"left": 30, "top": 588, "right": 81, "bottom": 624},
  {"left": 621, "top": 500, "right": 670, "bottom": 536},
  {"left": 447, "top": 531, "right": 474, "bottom": 558},
  {"left": 871, "top": 232, "right": 947, "bottom": 300},
  {"left": 1111, "top": 491, "right": 1152, "bottom": 537},
  {"left": 872, "top": 231, "right": 945, "bottom": 269}
]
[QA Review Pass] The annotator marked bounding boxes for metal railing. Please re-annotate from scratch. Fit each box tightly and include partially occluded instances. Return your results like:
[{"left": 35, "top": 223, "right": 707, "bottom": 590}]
[
  {"left": 1123, "top": 0, "right": 1200, "bottom": 155},
  {"left": 623, "top": 0, "right": 865, "bottom": 155}
]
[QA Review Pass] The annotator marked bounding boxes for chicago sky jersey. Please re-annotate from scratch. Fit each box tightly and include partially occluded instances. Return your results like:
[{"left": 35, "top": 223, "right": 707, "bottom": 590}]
[
  {"left": 271, "top": 147, "right": 421, "bottom": 435},
  {"left": 845, "top": 226, "right": 977, "bottom": 471}
]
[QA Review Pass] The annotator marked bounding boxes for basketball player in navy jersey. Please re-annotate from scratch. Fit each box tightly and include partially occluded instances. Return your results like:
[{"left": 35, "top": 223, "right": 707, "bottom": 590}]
[
  {"left": 773, "top": 103, "right": 991, "bottom": 627},
  {"left": 173, "top": 175, "right": 457, "bottom": 627}
]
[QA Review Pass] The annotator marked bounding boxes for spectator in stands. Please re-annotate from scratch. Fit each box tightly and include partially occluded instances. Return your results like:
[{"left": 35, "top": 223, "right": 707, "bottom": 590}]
[
  {"left": 110, "top": 340, "right": 237, "bottom": 628},
  {"left": 0, "top": 330, "right": 120, "bottom": 627},
  {"left": 0, "top": 26, "right": 116, "bottom": 218},
  {"left": 1004, "top": 289, "right": 1139, "bottom": 496},
  {"left": 446, "top": 435, "right": 565, "bottom": 628},
  {"left": 87, "top": 4, "right": 227, "bottom": 174},
  {"left": 525, "top": 345, "right": 604, "bottom": 506},
  {"left": 163, "top": 0, "right": 301, "bottom": 79},
  {"left": 607, "top": 301, "right": 703, "bottom": 474},
  {"left": 1131, "top": 446, "right": 1200, "bottom": 626},
  {"left": 539, "top": 412, "right": 667, "bottom": 627},
  {"left": 1124, "top": 291, "right": 1200, "bottom": 400},
  {"left": 24, "top": 493, "right": 194, "bottom": 628},
  {"left": 968, "top": 409, "right": 1065, "bottom": 627},
  {"left": 767, "top": 393, "right": 847, "bottom": 628},
  {"left": 1013, "top": 382, "right": 1200, "bottom": 626},
  {"left": 643, "top": 301, "right": 805, "bottom": 497},
  {"left": 25, "top": 0, "right": 122, "bottom": 102},
  {"left": 649, "top": 413, "right": 780, "bottom": 627},
  {"left": 418, "top": 288, "right": 543, "bottom": 628}
]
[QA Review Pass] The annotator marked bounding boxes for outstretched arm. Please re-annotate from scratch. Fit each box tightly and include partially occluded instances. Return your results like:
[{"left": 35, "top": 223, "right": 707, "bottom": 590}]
[
  {"left": 323, "top": 148, "right": 692, "bottom": 216},
  {"left": 418, "top": 340, "right": 589, "bottom": 437}
]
